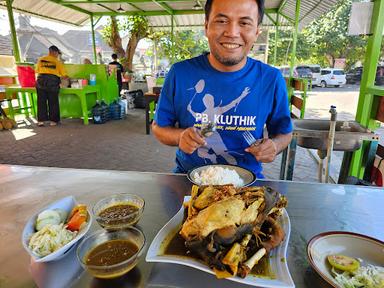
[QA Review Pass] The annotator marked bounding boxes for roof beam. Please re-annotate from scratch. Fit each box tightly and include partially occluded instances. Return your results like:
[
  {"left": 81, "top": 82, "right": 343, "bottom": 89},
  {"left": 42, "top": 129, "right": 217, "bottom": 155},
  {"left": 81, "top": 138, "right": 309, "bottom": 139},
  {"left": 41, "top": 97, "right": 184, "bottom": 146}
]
[
  {"left": 92, "top": 9, "right": 204, "bottom": 16},
  {"left": 97, "top": 3, "right": 115, "bottom": 12},
  {"left": 151, "top": 0, "right": 174, "bottom": 15},
  {"left": 59, "top": 0, "right": 198, "bottom": 3},
  {"left": 91, "top": 8, "right": 277, "bottom": 17},
  {"left": 264, "top": 11, "right": 276, "bottom": 25},
  {"left": 278, "top": 0, "right": 289, "bottom": 13}
]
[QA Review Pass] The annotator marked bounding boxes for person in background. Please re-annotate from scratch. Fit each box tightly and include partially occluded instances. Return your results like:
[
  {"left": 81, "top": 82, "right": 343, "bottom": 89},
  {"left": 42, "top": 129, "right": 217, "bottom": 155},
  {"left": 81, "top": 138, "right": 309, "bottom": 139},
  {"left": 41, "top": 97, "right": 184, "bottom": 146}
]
[
  {"left": 152, "top": 0, "right": 293, "bottom": 178},
  {"left": 83, "top": 58, "right": 92, "bottom": 64},
  {"left": 109, "top": 53, "right": 124, "bottom": 96},
  {"left": 35, "top": 45, "right": 68, "bottom": 127}
]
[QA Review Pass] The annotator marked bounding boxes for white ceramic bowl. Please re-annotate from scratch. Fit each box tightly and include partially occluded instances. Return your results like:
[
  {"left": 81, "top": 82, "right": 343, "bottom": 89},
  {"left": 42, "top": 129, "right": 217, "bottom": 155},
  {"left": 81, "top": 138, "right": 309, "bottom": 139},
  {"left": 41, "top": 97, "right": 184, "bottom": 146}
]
[
  {"left": 187, "top": 164, "right": 256, "bottom": 187},
  {"left": 21, "top": 196, "right": 92, "bottom": 262},
  {"left": 307, "top": 231, "right": 384, "bottom": 287}
]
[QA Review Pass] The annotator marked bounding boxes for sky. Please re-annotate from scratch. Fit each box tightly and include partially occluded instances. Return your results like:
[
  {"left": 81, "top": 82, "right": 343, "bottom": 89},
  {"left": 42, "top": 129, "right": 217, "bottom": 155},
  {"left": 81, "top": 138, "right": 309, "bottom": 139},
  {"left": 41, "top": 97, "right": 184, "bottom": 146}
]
[{"left": 0, "top": 10, "right": 94, "bottom": 36}]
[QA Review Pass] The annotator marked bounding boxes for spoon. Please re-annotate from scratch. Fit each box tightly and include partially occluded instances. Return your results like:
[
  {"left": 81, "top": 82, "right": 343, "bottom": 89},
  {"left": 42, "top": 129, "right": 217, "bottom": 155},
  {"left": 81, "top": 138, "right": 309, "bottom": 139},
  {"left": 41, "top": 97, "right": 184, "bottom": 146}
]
[{"left": 200, "top": 121, "right": 216, "bottom": 137}]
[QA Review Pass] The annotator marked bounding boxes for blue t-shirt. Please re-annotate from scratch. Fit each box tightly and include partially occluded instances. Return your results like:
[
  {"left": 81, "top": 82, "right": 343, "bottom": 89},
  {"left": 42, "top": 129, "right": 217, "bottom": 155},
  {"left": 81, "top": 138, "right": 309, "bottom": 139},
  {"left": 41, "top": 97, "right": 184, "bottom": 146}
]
[{"left": 155, "top": 54, "right": 292, "bottom": 177}]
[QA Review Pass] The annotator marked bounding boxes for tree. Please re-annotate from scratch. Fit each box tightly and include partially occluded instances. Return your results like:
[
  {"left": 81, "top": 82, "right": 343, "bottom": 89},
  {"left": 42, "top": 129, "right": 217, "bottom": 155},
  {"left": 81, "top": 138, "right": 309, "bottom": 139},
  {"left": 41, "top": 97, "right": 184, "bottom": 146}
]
[
  {"left": 146, "top": 30, "right": 209, "bottom": 68},
  {"left": 268, "top": 0, "right": 368, "bottom": 69},
  {"left": 101, "top": 16, "right": 150, "bottom": 71},
  {"left": 304, "top": 0, "right": 366, "bottom": 68}
]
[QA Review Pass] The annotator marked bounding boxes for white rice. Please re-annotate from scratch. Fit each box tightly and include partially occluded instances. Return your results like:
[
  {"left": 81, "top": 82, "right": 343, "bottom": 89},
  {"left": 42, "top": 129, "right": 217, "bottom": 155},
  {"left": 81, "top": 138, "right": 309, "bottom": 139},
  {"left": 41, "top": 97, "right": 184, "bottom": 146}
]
[{"left": 192, "top": 166, "right": 244, "bottom": 187}]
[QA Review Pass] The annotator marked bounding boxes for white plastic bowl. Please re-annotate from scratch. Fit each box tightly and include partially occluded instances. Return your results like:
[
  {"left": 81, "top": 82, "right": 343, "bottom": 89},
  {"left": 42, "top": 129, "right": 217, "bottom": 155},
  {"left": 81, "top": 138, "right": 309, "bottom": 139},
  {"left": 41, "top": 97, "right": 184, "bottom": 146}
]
[{"left": 21, "top": 196, "right": 92, "bottom": 262}]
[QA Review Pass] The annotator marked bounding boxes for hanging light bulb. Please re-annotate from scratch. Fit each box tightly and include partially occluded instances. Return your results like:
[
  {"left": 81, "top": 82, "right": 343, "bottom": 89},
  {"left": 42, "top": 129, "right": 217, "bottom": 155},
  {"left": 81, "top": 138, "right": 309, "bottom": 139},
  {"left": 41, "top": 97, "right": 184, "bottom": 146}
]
[{"left": 117, "top": 4, "right": 124, "bottom": 13}]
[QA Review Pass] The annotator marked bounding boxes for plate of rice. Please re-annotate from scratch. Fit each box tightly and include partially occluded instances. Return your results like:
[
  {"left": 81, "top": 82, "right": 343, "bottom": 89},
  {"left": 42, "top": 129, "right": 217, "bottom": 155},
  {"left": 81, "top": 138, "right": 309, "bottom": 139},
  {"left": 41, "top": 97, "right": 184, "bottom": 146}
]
[{"left": 187, "top": 164, "right": 255, "bottom": 187}]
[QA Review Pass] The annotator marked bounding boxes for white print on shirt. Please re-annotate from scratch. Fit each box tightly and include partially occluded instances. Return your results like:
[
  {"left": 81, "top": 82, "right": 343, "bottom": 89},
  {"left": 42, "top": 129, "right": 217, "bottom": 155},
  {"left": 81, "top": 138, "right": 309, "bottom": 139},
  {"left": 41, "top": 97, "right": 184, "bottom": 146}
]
[
  {"left": 187, "top": 79, "right": 252, "bottom": 165},
  {"left": 195, "top": 114, "right": 256, "bottom": 126}
]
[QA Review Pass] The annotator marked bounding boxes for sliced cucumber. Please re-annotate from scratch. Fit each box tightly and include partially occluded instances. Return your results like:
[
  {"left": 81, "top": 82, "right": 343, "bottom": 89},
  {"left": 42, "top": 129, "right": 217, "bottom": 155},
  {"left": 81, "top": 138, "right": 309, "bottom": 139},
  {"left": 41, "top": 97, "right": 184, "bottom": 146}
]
[{"left": 327, "top": 254, "right": 360, "bottom": 272}]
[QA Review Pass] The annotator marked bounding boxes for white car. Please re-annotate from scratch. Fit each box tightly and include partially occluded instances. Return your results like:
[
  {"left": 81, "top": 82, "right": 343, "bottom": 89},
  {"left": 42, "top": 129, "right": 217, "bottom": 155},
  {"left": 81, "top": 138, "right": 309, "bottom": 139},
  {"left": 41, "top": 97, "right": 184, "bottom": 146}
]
[{"left": 320, "top": 68, "right": 346, "bottom": 87}]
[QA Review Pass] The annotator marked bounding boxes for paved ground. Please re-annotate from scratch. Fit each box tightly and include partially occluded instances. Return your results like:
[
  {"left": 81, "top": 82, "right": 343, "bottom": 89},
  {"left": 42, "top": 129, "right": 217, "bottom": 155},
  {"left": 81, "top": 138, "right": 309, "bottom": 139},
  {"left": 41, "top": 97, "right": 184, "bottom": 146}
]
[
  {"left": 0, "top": 108, "right": 320, "bottom": 182},
  {"left": 1, "top": 84, "right": 377, "bottom": 183}
]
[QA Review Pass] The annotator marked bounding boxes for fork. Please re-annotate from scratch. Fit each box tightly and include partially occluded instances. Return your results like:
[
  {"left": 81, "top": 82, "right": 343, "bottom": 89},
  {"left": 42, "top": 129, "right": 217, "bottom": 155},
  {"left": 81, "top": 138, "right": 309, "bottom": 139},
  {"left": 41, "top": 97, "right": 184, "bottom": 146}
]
[{"left": 243, "top": 130, "right": 264, "bottom": 147}]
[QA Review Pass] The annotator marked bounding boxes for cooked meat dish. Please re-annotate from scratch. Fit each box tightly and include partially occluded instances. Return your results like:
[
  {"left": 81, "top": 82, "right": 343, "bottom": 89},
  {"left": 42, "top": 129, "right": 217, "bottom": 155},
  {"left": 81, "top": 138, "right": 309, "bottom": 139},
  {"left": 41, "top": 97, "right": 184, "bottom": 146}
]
[{"left": 180, "top": 185, "right": 287, "bottom": 278}]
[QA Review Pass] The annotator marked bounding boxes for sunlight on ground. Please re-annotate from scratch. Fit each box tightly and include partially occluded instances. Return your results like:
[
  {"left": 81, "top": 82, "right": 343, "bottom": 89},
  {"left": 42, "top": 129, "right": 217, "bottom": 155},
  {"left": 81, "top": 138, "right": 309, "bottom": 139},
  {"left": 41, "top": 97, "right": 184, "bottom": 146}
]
[
  {"left": 10, "top": 117, "right": 37, "bottom": 140},
  {"left": 11, "top": 128, "right": 36, "bottom": 140}
]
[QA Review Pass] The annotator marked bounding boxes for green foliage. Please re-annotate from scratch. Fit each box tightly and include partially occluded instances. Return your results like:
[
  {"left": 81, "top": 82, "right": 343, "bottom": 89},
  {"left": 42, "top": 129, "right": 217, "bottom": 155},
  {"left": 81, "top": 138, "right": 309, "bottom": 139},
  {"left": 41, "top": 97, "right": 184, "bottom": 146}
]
[
  {"left": 101, "top": 15, "right": 150, "bottom": 43},
  {"left": 268, "top": 0, "right": 368, "bottom": 69},
  {"left": 147, "top": 30, "right": 209, "bottom": 62}
]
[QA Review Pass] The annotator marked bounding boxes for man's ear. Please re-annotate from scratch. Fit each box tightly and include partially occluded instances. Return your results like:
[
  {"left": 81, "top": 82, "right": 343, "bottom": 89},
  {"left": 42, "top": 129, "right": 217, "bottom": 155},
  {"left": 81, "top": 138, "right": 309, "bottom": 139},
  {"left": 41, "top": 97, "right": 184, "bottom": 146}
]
[
  {"left": 204, "top": 20, "right": 208, "bottom": 36},
  {"left": 255, "top": 27, "right": 261, "bottom": 37}
]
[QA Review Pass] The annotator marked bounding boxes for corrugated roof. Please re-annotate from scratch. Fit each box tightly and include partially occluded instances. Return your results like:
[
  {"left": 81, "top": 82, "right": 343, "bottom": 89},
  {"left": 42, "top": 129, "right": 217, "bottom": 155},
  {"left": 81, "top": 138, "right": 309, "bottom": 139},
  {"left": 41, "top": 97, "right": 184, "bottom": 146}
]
[
  {"left": 0, "top": 35, "right": 13, "bottom": 56},
  {"left": 0, "top": 0, "right": 342, "bottom": 29}
]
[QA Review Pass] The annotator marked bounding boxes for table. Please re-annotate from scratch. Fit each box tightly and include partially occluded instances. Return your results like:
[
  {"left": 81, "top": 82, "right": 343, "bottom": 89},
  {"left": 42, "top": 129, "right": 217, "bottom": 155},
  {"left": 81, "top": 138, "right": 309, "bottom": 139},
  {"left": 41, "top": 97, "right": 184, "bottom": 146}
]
[
  {"left": 0, "top": 165, "right": 383, "bottom": 288},
  {"left": 5, "top": 85, "right": 101, "bottom": 125},
  {"left": 144, "top": 92, "right": 159, "bottom": 134}
]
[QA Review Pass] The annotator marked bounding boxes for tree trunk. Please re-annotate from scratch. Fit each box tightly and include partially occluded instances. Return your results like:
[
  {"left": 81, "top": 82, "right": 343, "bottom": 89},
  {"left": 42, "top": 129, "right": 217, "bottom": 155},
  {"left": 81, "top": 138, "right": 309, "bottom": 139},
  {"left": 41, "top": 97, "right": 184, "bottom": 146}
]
[
  {"left": 125, "top": 33, "right": 140, "bottom": 72},
  {"left": 325, "top": 54, "right": 334, "bottom": 67},
  {"left": 108, "top": 17, "right": 125, "bottom": 59}
]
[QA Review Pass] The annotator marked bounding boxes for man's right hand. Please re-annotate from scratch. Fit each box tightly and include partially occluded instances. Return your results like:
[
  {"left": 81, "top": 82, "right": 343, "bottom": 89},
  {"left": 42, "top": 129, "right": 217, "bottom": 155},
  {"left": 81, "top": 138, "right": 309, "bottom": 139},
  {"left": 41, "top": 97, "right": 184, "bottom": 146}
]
[{"left": 179, "top": 127, "right": 206, "bottom": 154}]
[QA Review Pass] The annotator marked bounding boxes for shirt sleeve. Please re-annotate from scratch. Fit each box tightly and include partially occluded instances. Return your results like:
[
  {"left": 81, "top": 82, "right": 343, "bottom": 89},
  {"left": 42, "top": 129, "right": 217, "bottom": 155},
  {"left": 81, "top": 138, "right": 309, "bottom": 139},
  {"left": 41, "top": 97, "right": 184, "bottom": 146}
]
[
  {"left": 57, "top": 60, "right": 67, "bottom": 77},
  {"left": 35, "top": 59, "right": 42, "bottom": 74},
  {"left": 154, "top": 65, "right": 177, "bottom": 127},
  {"left": 266, "top": 71, "right": 293, "bottom": 136}
]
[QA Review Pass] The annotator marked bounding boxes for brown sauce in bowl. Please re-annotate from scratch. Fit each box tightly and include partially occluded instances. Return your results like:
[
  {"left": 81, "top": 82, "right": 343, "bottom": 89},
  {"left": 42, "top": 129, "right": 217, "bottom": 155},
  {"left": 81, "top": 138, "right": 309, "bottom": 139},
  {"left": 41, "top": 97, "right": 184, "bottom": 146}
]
[
  {"left": 85, "top": 239, "right": 138, "bottom": 266},
  {"left": 98, "top": 204, "right": 139, "bottom": 225}
]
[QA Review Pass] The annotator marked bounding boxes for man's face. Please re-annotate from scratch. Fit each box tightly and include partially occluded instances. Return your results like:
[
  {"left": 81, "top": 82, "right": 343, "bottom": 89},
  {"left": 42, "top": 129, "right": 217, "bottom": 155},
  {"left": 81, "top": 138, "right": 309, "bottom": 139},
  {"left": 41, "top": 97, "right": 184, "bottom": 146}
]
[
  {"left": 50, "top": 51, "right": 59, "bottom": 58},
  {"left": 205, "top": 0, "right": 260, "bottom": 72}
]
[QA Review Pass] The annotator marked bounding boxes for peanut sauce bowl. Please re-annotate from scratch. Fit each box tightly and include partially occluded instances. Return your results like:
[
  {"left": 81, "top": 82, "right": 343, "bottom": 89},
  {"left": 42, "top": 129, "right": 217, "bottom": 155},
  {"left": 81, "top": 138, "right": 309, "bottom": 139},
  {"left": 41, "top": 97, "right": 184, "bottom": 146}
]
[
  {"left": 76, "top": 227, "right": 146, "bottom": 279},
  {"left": 93, "top": 194, "right": 145, "bottom": 230}
]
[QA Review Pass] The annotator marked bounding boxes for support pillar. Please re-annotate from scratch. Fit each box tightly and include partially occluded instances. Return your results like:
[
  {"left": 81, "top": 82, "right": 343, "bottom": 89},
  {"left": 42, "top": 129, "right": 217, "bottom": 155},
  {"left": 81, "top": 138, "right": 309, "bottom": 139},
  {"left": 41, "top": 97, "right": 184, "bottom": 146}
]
[
  {"left": 6, "top": 0, "right": 21, "bottom": 62},
  {"left": 90, "top": 15, "right": 97, "bottom": 64}
]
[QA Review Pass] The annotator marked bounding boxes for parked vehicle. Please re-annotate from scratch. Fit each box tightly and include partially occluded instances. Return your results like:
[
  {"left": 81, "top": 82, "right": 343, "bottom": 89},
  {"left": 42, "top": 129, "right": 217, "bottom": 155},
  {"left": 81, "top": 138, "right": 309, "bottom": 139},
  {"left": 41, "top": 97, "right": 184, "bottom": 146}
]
[
  {"left": 320, "top": 68, "right": 346, "bottom": 88},
  {"left": 346, "top": 67, "right": 363, "bottom": 84},
  {"left": 278, "top": 66, "right": 313, "bottom": 80},
  {"left": 346, "top": 66, "right": 384, "bottom": 86},
  {"left": 377, "top": 66, "right": 384, "bottom": 86},
  {"left": 297, "top": 64, "right": 321, "bottom": 86}
]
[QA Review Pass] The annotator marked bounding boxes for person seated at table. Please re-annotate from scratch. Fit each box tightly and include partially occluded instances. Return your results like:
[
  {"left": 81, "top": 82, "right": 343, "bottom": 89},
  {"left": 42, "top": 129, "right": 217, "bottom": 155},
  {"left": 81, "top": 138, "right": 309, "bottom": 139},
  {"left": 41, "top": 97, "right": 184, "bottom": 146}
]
[
  {"left": 152, "top": 0, "right": 293, "bottom": 178},
  {"left": 83, "top": 58, "right": 92, "bottom": 64},
  {"left": 35, "top": 45, "right": 68, "bottom": 127},
  {"left": 109, "top": 53, "right": 124, "bottom": 96}
]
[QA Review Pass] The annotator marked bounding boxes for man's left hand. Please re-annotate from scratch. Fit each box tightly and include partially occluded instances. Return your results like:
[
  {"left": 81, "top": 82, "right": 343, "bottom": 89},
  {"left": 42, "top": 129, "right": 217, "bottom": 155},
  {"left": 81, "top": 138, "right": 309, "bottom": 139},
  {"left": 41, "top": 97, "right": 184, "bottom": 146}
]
[{"left": 245, "top": 139, "right": 278, "bottom": 163}]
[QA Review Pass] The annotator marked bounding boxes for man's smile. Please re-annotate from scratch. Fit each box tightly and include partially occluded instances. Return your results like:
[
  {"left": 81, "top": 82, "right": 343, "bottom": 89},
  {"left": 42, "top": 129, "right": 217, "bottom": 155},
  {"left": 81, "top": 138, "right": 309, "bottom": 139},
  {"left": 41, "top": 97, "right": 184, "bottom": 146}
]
[{"left": 221, "top": 43, "right": 242, "bottom": 49}]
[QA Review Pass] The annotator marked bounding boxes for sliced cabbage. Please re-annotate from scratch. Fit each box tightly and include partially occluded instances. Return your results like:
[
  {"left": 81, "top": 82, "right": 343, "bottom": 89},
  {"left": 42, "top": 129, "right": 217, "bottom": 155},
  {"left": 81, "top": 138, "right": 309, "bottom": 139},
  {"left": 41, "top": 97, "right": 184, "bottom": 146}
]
[
  {"left": 332, "top": 265, "right": 384, "bottom": 288},
  {"left": 28, "top": 223, "right": 77, "bottom": 257}
]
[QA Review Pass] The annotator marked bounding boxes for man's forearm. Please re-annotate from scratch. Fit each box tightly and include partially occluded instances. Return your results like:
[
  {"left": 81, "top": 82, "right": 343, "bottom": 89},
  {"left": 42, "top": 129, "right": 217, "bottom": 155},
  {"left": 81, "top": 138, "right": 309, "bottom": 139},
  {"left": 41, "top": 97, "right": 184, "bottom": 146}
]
[
  {"left": 152, "top": 121, "right": 184, "bottom": 146},
  {"left": 271, "top": 132, "right": 292, "bottom": 154}
]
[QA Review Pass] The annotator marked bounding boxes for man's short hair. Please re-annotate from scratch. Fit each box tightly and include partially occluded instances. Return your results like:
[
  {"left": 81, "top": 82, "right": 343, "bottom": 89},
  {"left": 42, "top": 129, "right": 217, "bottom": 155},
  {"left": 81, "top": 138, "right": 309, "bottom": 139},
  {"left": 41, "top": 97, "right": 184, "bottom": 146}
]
[
  {"left": 204, "top": 0, "right": 264, "bottom": 25},
  {"left": 112, "top": 53, "right": 118, "bottom": 60},
  {"left": 49, "top": 45, "right": 60, "bottom": 53}
]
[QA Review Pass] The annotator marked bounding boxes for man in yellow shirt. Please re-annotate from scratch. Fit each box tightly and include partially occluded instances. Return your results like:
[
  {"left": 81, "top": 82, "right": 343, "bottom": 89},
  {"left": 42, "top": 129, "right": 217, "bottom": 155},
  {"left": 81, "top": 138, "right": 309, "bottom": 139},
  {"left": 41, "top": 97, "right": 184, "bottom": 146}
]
[{"left": 35, "top": 45, "right": 68, "bottom": 126}]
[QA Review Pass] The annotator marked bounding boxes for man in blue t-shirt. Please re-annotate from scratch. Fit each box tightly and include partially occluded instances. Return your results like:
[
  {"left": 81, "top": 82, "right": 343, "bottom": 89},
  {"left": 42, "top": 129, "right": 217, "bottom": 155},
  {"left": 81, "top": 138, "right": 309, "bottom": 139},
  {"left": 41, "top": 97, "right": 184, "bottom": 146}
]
[{"left": 152, "top": 0, "right": 293, "bottom": 178}]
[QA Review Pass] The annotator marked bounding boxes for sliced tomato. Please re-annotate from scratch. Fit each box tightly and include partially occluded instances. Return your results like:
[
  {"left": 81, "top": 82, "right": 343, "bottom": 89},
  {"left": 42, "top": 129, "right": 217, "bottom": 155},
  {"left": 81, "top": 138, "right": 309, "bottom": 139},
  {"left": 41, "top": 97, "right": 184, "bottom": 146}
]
[{"left": 67, "top": 205, "right": 88, "bottom": 231}]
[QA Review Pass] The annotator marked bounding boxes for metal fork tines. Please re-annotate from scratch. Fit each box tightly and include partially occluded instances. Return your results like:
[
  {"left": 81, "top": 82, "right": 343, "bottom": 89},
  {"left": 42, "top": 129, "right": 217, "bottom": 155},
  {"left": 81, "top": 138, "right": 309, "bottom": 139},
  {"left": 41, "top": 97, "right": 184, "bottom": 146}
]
[{"left": 243, "top": 131, "right": 263, "bottom": 146}]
